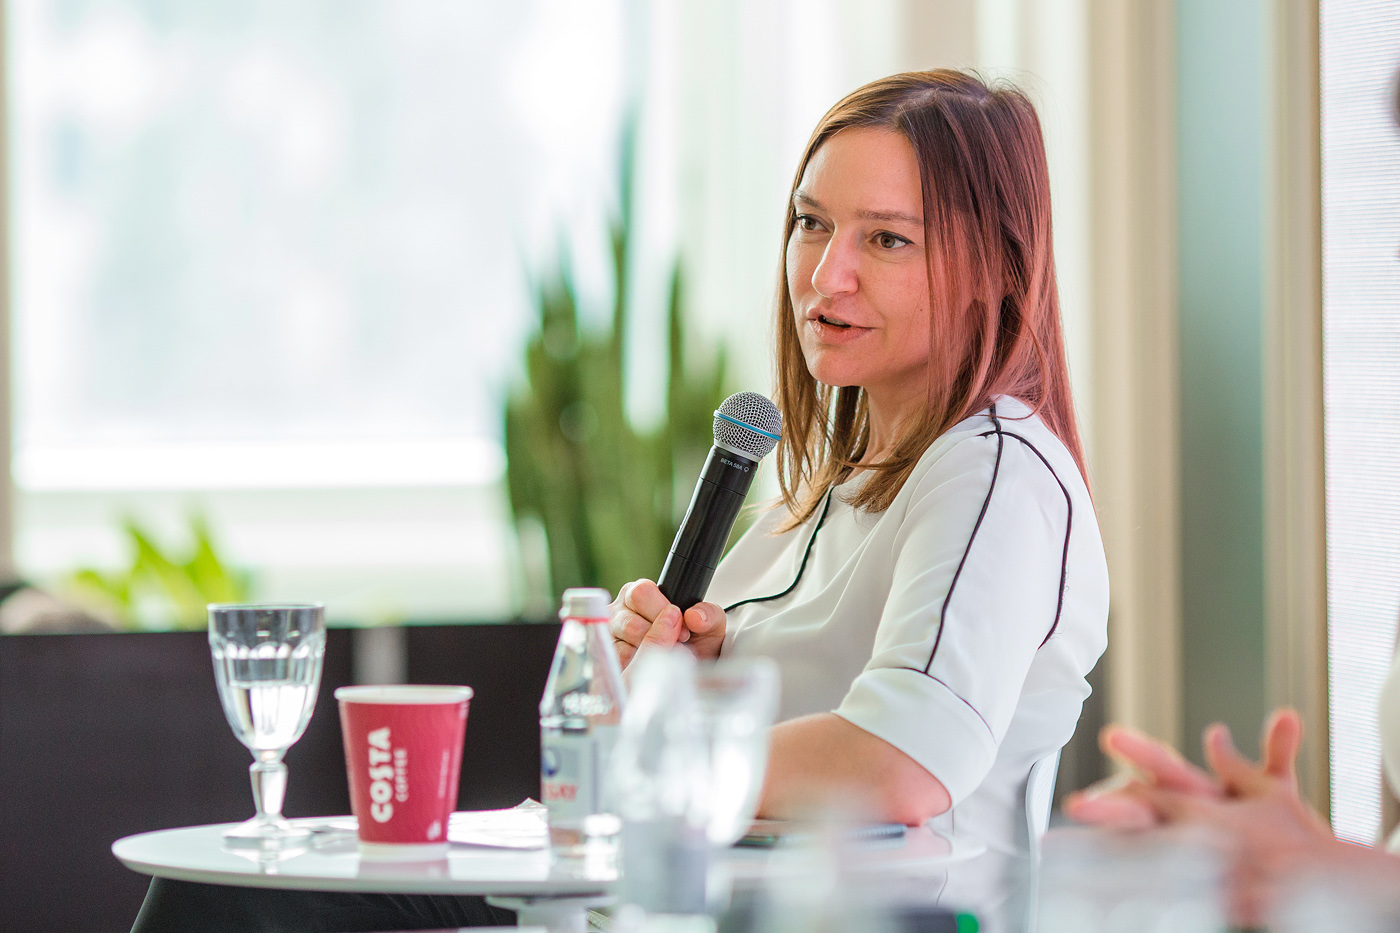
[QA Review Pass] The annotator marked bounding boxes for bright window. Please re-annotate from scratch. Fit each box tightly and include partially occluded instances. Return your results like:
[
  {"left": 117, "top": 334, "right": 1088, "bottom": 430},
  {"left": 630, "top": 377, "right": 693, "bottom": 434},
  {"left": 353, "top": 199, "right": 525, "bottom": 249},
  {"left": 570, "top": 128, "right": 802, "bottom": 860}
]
[
  {"left": 9, "top": 0, "right": 626, "bottom": 623},
  {"left": 1321, "top": 0, "right": 1400, "bottom": 843}
]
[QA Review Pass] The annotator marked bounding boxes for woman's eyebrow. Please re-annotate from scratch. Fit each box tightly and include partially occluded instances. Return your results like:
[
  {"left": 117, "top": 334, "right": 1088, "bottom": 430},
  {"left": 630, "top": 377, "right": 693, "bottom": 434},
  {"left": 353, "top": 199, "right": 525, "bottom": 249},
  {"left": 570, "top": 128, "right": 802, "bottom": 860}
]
[
  {"left": 857, "top": 207, "right": 923, "bottom": 226},
  {"left": 792, "top": 192, "right": 921, "bottom": 226}
]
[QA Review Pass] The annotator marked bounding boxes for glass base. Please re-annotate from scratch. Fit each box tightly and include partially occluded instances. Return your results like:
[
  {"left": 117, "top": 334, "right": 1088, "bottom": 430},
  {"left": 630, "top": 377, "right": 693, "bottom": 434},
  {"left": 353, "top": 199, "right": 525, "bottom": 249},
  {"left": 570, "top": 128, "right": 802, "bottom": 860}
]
[
  {"left": 222, "top": 815, "right": 313, "bottom": 848},
  {"left": 223, "top": 840, "right": 312, "bottom": 873}
]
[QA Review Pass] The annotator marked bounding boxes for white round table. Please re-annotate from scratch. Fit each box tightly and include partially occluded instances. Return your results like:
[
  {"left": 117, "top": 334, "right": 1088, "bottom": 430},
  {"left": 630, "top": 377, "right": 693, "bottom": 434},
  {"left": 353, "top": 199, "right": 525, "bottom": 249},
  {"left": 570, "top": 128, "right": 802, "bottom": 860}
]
[{"left": 113, "top": 817, "right": 985, "bottom": 931}]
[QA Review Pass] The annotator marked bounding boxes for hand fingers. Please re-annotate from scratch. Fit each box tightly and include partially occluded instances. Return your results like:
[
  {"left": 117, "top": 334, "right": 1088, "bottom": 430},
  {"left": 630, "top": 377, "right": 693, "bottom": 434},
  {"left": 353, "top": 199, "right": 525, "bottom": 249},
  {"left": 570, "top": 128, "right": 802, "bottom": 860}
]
[
  {"left": 609, "top": 607, "right": 653, "bottom": 669},
  {"left": 1119, "top": 782, "right": 1214, "bottom": 825},
  {"left": 635, "top": 604, "right": 684, "bottom": 655},
  {"left": 1100, "top": 725, "right": 1220, "bottom": 796},
  {"left": 1203, "top": 723, "right": 1272, "bottom": 798},
  {"left": 1064, "top": 778, "right": 1164, "bottom": 831},
  {"left": 622, "top": 579, "right": 672, "bottom": 623},
  {"left": 1063, "top": 793, "right": 1161, "bottom": 830},
  {"left": 1260, "top": 708, "right": 1303, "bottom": 783},
  {"left": 682, "top": 602, "right": 725, "bottom": 637},
  {"left": 608, "top": 607, "right": 652, "bottom": 648}
]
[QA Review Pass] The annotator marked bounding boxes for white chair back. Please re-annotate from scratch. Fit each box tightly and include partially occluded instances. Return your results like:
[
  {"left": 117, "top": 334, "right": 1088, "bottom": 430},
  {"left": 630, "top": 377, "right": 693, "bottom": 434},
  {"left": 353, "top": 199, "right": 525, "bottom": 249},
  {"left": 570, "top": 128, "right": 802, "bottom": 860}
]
[
  {"left": 1025, "top": 749, "right": 1061, "bottom": 860},
  {"left": 1023, "top": 749, "right": 1061, "bottom": 933}
]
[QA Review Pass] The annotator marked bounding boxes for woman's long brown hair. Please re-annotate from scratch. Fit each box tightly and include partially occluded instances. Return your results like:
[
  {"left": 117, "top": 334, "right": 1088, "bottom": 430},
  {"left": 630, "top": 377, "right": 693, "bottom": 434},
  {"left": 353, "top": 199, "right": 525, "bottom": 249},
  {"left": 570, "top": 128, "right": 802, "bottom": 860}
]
[{"left": 774, "top": 69, "right": 1089, "bottom": 528}]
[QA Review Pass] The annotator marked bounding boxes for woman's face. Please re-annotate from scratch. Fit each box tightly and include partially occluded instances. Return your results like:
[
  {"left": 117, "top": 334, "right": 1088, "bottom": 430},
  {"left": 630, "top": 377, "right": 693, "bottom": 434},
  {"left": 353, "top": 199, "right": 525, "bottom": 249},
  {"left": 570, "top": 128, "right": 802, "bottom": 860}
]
[{"left": 786, "top": 126, "right": 931, "bottom": 403}]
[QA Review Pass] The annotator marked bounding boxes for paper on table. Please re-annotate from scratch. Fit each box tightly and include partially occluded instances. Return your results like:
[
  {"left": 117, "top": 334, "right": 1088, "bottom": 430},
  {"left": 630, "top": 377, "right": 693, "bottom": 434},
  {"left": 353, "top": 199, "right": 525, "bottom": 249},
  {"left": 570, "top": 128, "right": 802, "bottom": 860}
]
[{"left": 447, "top": 799, "right": 549, "bottom": 850}]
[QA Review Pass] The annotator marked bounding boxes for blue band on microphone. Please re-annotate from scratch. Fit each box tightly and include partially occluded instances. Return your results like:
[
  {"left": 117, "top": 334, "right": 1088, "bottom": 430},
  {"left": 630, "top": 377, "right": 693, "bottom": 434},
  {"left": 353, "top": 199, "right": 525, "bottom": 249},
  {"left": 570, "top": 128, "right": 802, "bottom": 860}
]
[{"left": 714, "top": 411, "right": 780, "bottom": 441}]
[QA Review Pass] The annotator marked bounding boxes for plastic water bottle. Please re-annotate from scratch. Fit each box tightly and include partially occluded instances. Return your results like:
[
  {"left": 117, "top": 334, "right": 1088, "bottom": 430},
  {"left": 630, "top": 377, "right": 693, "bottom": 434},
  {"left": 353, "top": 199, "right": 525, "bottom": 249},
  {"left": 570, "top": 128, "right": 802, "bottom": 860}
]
[{"left": 539, "top": 587, "right": 627, "bottom": 858}]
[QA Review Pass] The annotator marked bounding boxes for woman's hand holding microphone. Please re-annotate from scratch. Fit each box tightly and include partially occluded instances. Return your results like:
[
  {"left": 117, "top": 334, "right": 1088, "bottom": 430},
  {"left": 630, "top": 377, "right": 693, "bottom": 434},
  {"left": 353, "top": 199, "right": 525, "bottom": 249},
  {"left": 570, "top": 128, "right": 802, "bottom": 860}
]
[{"left": 608, "top": 579, "right": 726, "bottom": 669}]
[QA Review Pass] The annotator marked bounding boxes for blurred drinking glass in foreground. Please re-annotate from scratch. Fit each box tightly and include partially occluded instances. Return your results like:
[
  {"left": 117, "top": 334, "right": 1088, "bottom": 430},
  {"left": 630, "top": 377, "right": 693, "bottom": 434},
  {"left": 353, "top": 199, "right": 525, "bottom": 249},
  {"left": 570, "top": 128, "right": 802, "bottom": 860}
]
[
  {"left": 613, "top": 650, "right": 710, "bottom": 914},
  {"left": 695, "top": 656, "right": 779, "bottom": 847},
  {"left": 612, "top": 650, "right": 781, "bottom": 917},
  {"left": 1037, "top": 826, "right": 1224, "bottom": 933},
  {"left": 1271, "top": 868, "right": 1400, "bottom": 933}
]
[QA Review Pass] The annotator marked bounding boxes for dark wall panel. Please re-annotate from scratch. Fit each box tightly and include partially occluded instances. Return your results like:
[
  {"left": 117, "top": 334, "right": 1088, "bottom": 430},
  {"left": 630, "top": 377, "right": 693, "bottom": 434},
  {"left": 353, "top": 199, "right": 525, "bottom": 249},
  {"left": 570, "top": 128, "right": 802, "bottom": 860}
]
[
  {"left": 405, "top": 623, "right": 560, "bottom": 811},
  {"left": 0, "top": 623, "right": 554, "bottom": 933}
]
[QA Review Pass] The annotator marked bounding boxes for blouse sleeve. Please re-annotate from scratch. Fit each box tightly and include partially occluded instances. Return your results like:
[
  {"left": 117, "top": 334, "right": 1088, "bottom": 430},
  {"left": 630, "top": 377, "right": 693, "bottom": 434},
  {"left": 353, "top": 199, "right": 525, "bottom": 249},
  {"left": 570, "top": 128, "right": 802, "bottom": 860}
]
[{"left": 832, "top": 428, "right": 1073, "bottom": 805}]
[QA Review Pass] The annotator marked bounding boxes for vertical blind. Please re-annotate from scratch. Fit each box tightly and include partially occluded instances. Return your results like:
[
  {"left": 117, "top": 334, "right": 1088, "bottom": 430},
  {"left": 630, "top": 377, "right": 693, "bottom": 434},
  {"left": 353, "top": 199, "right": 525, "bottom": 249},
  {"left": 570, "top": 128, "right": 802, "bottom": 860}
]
[{"left": 1321, "top": 0, "right": 1400, "bottom": 844}]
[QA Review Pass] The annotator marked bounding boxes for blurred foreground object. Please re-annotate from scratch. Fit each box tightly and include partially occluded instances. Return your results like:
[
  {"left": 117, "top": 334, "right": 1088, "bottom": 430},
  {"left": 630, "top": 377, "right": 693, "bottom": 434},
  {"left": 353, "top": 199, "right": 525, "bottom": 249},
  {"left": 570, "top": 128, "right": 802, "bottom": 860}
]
[
  {"left": 694, "top": 656, "right": 779, "bottom": 847},
  {"left": 1272, "top": 872, "right": 1400, "bottom": 933},
  {"left": 63, "top": 514, "right": 250, "bottom": 630},
  {"left": 613, "top": 649, "right": 711, "bottom": 916},
  {"left": 1036, "top": 827, "right": 1224, "bottom": 933}
]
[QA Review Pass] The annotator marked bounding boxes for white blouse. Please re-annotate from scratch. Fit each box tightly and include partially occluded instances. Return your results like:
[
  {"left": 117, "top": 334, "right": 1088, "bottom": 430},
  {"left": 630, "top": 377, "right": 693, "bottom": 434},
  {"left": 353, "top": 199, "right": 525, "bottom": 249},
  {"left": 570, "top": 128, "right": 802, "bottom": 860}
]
[{"left": 708, "top": 396, "right": 1109, "bottom": 914}]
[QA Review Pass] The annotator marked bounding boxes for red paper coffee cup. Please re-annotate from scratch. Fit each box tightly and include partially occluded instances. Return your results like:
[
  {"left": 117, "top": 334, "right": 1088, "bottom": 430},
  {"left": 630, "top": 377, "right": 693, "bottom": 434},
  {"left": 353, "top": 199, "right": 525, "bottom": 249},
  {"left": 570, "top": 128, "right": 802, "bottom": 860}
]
[{"left": 335, "top": 685, "right": 473, "bottom": 859}]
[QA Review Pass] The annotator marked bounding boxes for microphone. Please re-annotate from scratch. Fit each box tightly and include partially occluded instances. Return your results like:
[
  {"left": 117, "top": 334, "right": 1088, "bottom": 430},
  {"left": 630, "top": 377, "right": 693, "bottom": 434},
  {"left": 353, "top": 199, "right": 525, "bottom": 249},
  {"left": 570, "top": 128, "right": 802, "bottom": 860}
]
[{"left": 658, "top": 391, "right": 782, "bottom": 612}]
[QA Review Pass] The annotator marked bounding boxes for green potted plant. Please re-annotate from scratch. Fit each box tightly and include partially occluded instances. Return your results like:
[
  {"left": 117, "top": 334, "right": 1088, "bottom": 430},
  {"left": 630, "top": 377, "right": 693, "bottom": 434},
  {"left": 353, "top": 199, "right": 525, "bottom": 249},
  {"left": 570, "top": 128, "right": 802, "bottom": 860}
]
[{"left": 505, "top": 126, "right": 733, "bottom": 607}]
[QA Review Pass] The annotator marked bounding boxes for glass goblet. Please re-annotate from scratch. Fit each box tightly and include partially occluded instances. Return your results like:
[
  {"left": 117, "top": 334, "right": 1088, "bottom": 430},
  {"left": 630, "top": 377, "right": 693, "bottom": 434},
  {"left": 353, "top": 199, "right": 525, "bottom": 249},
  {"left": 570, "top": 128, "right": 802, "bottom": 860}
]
[
  {"left": 208, "top": 603, "right": 326, "bottom": 847},
  {"left": 695, "top": 656, "right": 780, "bottom": 847}
]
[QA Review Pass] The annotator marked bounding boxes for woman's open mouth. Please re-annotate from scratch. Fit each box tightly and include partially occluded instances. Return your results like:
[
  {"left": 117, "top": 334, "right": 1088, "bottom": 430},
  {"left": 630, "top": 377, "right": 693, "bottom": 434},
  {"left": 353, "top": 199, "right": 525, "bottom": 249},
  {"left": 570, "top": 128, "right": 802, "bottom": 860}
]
[{"left": 807, "top": 311, "right": 869, "bottom": 343}]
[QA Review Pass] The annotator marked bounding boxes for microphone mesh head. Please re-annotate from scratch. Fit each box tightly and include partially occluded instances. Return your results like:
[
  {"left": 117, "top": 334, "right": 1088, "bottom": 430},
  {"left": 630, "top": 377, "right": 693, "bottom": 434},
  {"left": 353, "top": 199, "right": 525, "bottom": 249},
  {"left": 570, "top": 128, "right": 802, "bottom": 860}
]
[{"left": 712, "top": 392, "right": 782, "bottom": 460}]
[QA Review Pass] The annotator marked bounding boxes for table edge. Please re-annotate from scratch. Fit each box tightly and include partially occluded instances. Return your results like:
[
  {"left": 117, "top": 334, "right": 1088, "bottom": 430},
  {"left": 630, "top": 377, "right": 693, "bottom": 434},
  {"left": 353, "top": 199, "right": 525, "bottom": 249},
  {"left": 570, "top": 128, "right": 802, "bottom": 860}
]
[{"left": 111, "top": 825, "right": 614, "bottom": 897}]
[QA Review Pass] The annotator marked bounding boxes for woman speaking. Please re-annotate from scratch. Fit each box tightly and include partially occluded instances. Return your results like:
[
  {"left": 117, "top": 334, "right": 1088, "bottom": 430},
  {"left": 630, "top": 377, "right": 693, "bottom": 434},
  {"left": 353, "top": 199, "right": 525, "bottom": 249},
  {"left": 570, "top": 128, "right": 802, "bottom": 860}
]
[
  {"left": 611, "top": 69, "right": 1109, "bottom": 920},
  {"left": 129, "top": 69, "right": 1108, "bottom": 933}
]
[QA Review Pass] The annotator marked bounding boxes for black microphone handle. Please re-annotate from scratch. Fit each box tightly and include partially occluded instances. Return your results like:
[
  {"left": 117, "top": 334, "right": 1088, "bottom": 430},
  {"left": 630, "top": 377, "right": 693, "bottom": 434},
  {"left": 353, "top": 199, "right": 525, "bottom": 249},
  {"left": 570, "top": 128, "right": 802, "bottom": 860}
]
[{"left": 657, "top": 446, "right": 759, "bottom": 611}]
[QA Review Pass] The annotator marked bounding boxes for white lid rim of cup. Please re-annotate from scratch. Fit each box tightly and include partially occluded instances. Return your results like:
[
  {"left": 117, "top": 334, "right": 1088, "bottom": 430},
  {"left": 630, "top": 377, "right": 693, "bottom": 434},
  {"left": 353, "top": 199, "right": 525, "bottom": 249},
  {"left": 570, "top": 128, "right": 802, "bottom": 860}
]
[
  {"left": 207, "top": 602, "right": 325, "bottom": 611},
  {"left": 334, "top": 685, "right": 474, "bottom": 704}
]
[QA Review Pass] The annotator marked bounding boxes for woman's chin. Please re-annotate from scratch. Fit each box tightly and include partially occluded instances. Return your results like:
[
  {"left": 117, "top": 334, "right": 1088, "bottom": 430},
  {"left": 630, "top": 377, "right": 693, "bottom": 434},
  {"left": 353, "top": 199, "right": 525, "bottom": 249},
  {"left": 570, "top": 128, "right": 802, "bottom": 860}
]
[
  {"left": 806, "top": 366, "right": 865, "bottom": 389},
  {"left": 802, "top": 352, "right": 868, "bottom": 389}
]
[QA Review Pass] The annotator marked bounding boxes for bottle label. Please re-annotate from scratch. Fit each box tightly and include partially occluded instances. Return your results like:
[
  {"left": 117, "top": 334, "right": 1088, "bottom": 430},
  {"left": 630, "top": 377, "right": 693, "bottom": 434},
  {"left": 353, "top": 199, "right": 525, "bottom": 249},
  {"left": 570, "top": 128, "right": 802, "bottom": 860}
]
[{"left": 541, "top": 724, "right": 617, "bottom": 823}]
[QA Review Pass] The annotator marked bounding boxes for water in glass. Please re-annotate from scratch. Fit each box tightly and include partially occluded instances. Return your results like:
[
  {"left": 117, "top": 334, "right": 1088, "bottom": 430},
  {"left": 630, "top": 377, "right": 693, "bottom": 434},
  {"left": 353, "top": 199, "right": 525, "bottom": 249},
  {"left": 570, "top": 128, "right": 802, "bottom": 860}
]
[{"left": 213, "top": 646, "right": 320, "bottom": 751}]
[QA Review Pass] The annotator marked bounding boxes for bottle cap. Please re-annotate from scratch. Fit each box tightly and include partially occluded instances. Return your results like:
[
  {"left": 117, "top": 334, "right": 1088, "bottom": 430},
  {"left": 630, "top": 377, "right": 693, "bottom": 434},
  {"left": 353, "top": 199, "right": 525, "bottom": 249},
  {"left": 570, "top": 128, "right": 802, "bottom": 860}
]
[{"left": 559, "top": 587, "right": 611, "bottom": 622}]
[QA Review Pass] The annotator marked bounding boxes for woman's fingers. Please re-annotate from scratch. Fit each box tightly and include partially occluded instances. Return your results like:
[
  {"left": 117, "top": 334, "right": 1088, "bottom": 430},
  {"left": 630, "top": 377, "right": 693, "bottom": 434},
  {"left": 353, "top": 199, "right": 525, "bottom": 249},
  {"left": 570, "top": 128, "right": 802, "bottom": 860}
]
[
  {"left": 611, "top": 580, "right": 682, "bottom": 667},
  {"left": 611, "top": 580, "right": 720, "bottom": 662},
  {"left": 1100, "top": 725, "right": 1220, "bottom": 796},
  {"left": 609, "top": 608, "right": 652, "bottom": 647},
  {"left": 683, "top": 602, "right": 724, "bottom": 636},
  {"left": 680, "top": 602, "right": 726, "bottom": 659},
  {"left": 622, "top": 579, "right": 671, "bottom": 621},
  {"left": 636, "top": 604, "right": 684, "bottom": 652}
]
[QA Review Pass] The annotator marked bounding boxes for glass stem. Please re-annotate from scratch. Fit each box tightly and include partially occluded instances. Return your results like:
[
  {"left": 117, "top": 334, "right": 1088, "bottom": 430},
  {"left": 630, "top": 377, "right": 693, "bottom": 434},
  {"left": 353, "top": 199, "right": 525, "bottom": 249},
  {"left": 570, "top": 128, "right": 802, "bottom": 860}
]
[{"left": 250, "top": 752, "right": 289, "bottom": 823}]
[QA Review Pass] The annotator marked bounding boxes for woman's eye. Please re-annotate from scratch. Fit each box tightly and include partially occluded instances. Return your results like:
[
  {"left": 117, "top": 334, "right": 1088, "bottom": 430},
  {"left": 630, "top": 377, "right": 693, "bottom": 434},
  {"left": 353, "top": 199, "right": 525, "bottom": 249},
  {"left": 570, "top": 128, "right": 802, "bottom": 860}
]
[
  {"left": 795, "top": 214, "right": 824, "bottom": 232},
  {"left": 875, "top": 232, "right": 910, "bottom": 249}
]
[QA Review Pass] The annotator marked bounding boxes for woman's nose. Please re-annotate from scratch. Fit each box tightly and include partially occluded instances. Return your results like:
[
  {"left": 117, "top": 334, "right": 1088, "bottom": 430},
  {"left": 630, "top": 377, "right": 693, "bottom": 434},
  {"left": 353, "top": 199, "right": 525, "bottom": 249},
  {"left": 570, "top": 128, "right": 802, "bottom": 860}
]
[{"left": 810, "top": 237, "right": 859, "bottom": 298}]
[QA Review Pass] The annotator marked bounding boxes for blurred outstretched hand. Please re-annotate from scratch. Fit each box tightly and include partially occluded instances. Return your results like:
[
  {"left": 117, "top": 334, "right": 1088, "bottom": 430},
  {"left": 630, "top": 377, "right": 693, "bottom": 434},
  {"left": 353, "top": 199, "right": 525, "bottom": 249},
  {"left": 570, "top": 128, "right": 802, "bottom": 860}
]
[{"left": 1065, "top": 709, "right": 1345, "bottom": 926}]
